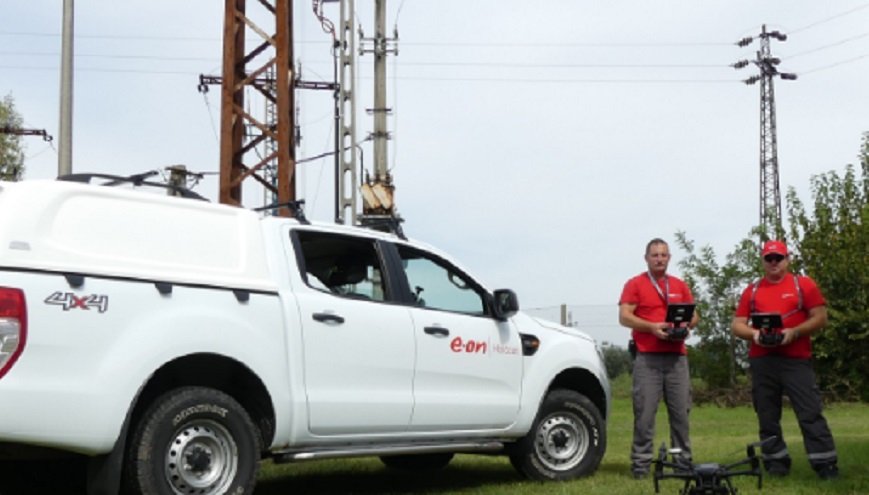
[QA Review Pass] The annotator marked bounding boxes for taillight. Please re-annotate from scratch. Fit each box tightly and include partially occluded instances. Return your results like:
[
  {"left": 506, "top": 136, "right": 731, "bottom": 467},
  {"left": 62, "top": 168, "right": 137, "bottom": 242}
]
[{"left": 0, "top": 287, "right": 27, "bottom": 380}]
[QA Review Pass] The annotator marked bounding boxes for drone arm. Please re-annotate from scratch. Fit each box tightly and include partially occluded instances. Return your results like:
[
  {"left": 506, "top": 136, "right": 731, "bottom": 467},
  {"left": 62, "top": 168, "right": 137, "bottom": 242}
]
[
  {"left": 721, "top": 468, "right": 763, "bottom": 490},
  {"left": 721, "top": 458, "right": 752, "bottom": 470}
]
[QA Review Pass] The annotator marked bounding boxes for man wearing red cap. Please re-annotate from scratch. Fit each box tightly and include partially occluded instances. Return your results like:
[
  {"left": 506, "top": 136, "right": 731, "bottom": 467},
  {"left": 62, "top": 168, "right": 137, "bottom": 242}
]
[
  {"left": 619, "top": 238, "right": 698, "bottom": 479},
  {"left": 732, "top": 240, "right": 839, "bottom": 480}
]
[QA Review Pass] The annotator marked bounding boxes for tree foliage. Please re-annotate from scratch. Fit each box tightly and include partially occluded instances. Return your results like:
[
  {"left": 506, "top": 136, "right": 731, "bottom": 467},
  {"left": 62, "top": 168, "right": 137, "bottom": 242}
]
[
  {"left": 785, "top": 132, "right": 869, "bottom": 401},
  {"left": 676, "top": 133, "right": 869, "bottom": 402},
  {"left": 0, "top": 93, "right": 26, "bottom": 181},
  {"left": 601, "top": 345, "right": 632, "bottom": 379},
  {"left": 674, "top": 231, "right": 760, "bottom": 388}
]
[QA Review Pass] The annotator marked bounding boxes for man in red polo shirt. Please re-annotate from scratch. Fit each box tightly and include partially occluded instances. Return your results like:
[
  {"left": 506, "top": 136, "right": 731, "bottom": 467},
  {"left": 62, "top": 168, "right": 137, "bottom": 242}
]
[
  {"left": 732, "top": 240, "right": 839, "bottom": 480},
  {"left": 619, "top": 238, "right": 698, "bottom": 479}
]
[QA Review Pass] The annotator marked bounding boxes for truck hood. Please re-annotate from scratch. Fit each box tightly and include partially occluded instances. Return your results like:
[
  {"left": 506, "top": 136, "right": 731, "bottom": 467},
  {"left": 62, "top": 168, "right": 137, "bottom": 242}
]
[{"left": 522, "top": 314, "right": 596, "bottom": 344}]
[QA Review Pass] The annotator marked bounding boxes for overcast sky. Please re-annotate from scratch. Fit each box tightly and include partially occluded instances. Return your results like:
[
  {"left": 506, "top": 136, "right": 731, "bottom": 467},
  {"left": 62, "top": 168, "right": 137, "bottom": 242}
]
[{"left": 3, "top": 1, "right": 868, "bottom": 344}]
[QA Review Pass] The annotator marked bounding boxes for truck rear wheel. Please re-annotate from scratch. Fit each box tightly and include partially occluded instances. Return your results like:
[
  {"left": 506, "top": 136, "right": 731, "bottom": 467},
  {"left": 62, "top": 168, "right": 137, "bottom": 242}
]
[
  {"left": 509, "top": 389, "right": 605, "bottom": 481},
  {"left": 124, "top": 386, "right": 261, "bottom": 495}
]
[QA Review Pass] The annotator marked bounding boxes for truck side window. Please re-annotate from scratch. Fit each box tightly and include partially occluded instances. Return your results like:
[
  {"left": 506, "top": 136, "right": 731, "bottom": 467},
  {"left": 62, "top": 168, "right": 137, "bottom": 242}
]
[
  {"left": 295, "top": 232, "right": 387, "bottom": 301},
  {"left": 396, "top": 246, "right": 486, "bottom": 315}
]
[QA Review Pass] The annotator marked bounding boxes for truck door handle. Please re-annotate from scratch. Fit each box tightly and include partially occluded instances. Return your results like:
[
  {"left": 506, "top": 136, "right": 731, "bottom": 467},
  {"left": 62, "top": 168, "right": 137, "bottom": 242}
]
[
  {"left": 312, "top": 312, "right": 345, "bottom": 324},
  {"left": 424, "top": 326, "right": 449, "bottom": 337}
]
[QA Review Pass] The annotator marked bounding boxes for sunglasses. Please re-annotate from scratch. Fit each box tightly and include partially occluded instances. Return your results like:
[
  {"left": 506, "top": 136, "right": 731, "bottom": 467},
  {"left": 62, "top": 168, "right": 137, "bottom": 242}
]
[{"left": 764, "top": 254, "right": 785, "bottom": 263}]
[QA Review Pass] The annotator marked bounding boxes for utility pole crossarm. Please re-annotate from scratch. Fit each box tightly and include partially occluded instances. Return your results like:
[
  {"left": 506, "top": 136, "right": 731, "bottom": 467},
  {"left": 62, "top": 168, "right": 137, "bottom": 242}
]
[
  {"left": 0, "top": 126, "right": 54, "bottom": 142},
  {"left": 0, "top": 127, "right": 53, "bottom": 142}
]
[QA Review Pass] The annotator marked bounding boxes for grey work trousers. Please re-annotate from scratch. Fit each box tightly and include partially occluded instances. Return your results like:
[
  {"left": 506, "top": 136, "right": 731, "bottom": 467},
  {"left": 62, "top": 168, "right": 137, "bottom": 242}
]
[
  {"left": 749, "top": 356, "right": 838, "bottom": 471},
  {"left": 631, "top": 352, "right": 692, "bottom": 474}
]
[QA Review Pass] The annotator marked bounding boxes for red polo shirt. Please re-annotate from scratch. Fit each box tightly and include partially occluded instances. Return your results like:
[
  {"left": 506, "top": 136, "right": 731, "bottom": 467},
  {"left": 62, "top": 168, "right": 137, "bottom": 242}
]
[
  {"left": 735, "top": 275, "right": 825, "bottom": 359},
  {"left": 619, "top": 272, "right": 694, "bottom": 354}
]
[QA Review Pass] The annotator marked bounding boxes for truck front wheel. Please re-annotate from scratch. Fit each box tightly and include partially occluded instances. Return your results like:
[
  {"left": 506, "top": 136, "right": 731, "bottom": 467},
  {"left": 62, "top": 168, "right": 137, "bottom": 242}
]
[
  {"left": 124, "top": 386, "right": 261, "bottom": 495},
  {"left": 509, "top": 389, "right": 605, "bottom": 481}
]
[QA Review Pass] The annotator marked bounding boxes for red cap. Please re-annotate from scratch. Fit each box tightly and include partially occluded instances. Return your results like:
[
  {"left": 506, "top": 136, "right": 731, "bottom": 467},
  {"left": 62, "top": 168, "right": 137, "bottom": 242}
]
[{"left": 762, "top": 240, "right": 788, "bottom": 257}]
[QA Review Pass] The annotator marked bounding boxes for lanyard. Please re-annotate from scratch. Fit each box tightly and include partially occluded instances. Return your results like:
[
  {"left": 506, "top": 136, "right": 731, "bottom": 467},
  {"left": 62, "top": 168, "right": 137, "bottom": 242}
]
[{"left": 647, "top": 272, "right": 669, "bottom": 304}]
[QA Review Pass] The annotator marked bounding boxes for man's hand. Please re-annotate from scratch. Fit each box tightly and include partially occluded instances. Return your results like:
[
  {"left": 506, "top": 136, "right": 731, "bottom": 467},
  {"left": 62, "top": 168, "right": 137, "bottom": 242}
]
[
  {"left": 781, "top": 328, "right": 799, "bottom": 345},
  {"left": 752, "top": 330, "right": 767, "bottom": 346},
  {"left": 650, "top": 322, "right": 670, "bottom": 340}
]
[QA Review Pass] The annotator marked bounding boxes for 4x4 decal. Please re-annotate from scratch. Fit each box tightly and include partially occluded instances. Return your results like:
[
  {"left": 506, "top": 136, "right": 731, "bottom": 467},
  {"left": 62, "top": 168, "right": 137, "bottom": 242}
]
[{"left": 44, "top": 292, "right": 109, "bottom": 313}]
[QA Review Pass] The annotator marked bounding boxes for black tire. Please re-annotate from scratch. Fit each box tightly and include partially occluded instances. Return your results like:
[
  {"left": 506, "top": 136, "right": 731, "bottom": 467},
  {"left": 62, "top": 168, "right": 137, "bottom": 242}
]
[
  {"left": 123, "top": 386, "right": 261, "bottom": 495},
  {"left": 380, "top": 453, "right": 454, "bottom": 471},
  {"left": 509, "top": 389, "right": 606, "bottom": 481}
]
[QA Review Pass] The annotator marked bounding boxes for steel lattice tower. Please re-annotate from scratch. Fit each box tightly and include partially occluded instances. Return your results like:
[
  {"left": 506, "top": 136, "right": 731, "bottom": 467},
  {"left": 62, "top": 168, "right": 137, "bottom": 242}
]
[
  {"left": 218, "top": 0, "right": 296, "bottom": 215},
  {"left": 758, "top": 27, "right": 783, "bottom": 237},
  {"left": 735, "top": 25, "right": 796, "bottom": 239}
]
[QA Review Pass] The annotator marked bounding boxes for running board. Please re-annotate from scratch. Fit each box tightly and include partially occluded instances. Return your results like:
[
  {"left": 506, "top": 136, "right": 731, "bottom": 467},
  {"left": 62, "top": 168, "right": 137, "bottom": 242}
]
[{"left": 272, "top": 440, "right": 505, "bottom": 464}]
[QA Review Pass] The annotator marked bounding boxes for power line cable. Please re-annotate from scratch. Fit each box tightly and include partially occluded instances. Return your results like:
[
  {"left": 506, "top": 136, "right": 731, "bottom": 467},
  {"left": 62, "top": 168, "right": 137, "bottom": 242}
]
[
  {"left": 789, "top": 2, "right": 869, "bottom": 34},
  {"left": 0, "top": 50, "right": 744, "bottom": 69},
  {"left": 6, "top": 60, "right": 866, "bottom": 80},
  {"left": 401, "top": 41, "right": 732, "bottom": 48},
  {"left": 396, "top": 76, "right": 740, "bottom": 84},
  {"left": 785, "top": 30, "right": 869, "bottom": 59},
  {"left": 0, "top": 50, "right": 219, "bottom": 62},
  {"left": 801, "top": 52, "right": 869, "bottom": 75}
]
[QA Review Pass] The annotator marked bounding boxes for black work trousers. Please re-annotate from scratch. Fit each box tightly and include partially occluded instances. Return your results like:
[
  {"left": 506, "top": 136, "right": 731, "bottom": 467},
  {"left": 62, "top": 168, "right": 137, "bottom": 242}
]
[{"left": 749, "top": 356, "right": 837, "bottom": 471}]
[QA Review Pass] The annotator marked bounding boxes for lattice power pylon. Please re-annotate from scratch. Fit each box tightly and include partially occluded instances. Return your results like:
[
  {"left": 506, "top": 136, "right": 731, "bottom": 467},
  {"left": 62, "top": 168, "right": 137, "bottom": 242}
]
[
  {"left": 218, "top": 0, "right": 296, "bottom": 215},
  {"left": 735, "top": 25, "right": 797, "bottom": 239}
]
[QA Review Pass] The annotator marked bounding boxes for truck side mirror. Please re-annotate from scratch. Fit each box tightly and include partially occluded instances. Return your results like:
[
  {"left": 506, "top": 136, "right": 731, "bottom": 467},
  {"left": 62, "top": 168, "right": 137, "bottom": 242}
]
[{"left": 492, "top": 289, "right": 519, "bottom": 320}]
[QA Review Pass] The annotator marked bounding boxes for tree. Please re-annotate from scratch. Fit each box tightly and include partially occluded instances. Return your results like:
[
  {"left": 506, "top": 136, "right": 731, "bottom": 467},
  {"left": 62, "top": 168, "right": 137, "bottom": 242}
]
[
  {"left": 601, "top": 344, "right": 632, "bottom": 379},
  {"left": 0, "top": 93, "right": 26, "bottom": 181},
  {"left": 674, "top": 232, "right": 760, "bottom": 389},
  {"left": 785, "top": 132, "right": 869, "bottom": 401}
]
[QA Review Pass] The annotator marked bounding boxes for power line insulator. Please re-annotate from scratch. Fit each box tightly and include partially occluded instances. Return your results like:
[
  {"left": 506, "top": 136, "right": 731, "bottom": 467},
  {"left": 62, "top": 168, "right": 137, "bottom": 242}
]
[
  {"left": 732, "top": 60, "right": 750, "bottom": 69},
  {"left": 736, "top": 36, "right": 753, "bottom": 47},
  {"left": 780, "top": 73, "right": 798, "bottom": 81}
]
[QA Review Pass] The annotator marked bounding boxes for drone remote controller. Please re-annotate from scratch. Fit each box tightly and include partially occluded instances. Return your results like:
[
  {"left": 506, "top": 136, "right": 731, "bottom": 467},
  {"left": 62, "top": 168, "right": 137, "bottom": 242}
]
[{"left": 758, "top": 331, "right": 784, "bottom": 346}]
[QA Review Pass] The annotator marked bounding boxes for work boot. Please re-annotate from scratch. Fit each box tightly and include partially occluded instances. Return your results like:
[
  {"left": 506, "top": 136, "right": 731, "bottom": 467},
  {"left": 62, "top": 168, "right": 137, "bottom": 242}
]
[
  {"left": 765, "top": 462, "right": 790, "bottom": 478},
  {"left": 816, "top": 463, "right": 839, "bottom": 480}
]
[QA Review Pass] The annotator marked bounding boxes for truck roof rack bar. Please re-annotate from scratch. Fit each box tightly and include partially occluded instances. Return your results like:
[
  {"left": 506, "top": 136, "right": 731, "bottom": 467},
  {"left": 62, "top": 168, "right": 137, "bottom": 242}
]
[
  {"left": 359, "top": 216, "right": 407, "bottom": 241},
  {"left": 57, "top": 172, "right": 208, "bottom": 201},
  {"left": 254, "top": 201, "right": 310, "bottom": 225}
]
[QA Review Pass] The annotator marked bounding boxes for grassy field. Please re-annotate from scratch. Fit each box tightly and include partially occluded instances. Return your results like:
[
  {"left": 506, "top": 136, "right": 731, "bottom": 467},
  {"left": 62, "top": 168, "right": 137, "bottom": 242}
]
[
  {"left": 2, "top": 377, "right": 864, "bottom": 494},
  {"left": 255, "top": 378, "right": 868, "bottom": 495}
]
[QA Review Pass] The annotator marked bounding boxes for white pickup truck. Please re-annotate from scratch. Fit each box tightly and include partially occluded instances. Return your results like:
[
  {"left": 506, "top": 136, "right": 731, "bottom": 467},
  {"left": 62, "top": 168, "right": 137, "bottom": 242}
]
[{"left": 0, "top": 176, "right": 610, "bottom": 495}]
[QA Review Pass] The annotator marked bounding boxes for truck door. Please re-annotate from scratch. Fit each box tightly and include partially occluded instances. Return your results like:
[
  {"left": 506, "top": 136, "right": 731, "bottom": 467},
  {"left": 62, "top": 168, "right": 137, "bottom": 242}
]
[
  {"left": 393, "top": 245, "right": 523, "bottom": 431},
  {"left": 293, "top": 231, "right": 415, "bottom": 435}
]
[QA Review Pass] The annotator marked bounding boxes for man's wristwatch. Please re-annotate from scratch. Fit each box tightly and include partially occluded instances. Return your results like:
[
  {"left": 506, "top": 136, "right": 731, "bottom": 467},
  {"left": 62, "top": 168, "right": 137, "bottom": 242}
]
[{"left": 792, "top": 329, "right": 800, "bottom": 339}]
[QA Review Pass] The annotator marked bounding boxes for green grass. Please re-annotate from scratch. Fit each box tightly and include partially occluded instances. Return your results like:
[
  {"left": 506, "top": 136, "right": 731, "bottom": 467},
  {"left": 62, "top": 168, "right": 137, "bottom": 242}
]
[{"left": 255, "top": 386, "right": 868, "bottom": 494}]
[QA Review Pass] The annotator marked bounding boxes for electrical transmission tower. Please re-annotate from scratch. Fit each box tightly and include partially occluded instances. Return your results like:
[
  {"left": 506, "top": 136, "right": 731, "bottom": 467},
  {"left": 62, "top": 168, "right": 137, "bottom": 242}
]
[
  {"left": 206, "top": 0, "right": 296, "bottom": 215},
  {"left": 203, "top": 1, "right": 340, "bottom": 218},
  {"left": 734, "top": 25, "right": 797, "bottom": 239}
]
